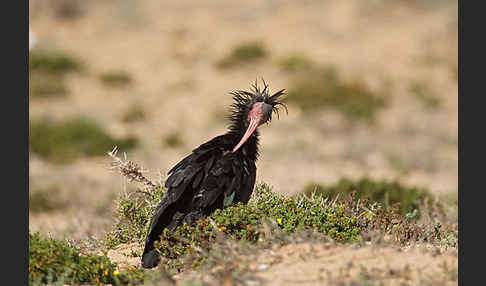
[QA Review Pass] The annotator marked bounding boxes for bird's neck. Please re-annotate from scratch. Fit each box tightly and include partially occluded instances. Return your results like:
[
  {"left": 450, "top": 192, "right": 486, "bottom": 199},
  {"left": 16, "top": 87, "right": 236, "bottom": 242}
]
[
  {"left": 226, "top": 110, "right": 261, "bottom": 160},
  {"left": 226, "top": 127, "right": 260, "bottom": 161}
]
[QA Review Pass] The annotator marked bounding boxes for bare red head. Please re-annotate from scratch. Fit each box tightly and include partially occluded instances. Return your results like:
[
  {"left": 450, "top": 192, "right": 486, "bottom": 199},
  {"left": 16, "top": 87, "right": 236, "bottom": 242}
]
[{"left": 230, "top": 80, "right": 287, "bottom": 153}]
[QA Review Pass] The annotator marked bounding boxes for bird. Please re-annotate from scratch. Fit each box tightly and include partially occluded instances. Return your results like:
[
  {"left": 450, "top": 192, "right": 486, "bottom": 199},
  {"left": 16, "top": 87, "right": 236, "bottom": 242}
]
[{"left": 141, "top": 80, "right": 287, "bottom": 268}]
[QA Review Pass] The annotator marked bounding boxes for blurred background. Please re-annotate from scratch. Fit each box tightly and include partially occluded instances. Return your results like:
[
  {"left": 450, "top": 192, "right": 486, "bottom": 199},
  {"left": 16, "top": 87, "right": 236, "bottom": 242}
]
[{"left": 29, "top": 0, "right": 458, "bottom": 241}]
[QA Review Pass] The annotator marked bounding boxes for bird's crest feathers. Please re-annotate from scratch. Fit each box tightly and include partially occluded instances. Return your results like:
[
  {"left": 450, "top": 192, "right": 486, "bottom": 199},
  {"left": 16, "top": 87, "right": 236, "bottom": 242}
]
[{"left": 229, "top": 79, "right": 288, "bottom": 123}]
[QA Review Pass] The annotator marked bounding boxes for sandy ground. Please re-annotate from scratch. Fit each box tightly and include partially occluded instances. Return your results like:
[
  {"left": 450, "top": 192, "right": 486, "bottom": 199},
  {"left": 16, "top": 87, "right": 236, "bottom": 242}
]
[
  {"left": 252, "top": 242, "right": 458, "bottom": 286},
  {"left": 29, "top": 0, "right": 458, "bottom": 284},
  {"left": 104, "top": 241, "right": 457, "bottom": 286}
]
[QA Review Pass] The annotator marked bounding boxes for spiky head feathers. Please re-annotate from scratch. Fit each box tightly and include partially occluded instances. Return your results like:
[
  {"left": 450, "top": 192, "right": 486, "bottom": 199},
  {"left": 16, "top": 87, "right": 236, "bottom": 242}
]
[{"left": 229, "top": 80, "right": 287, "bottom": 125}]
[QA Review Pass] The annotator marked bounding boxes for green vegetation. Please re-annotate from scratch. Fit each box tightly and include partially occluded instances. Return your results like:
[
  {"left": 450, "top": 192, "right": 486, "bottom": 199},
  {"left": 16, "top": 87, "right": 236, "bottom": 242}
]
[
  {"left": 286, "top": 66, "right": 387, "bottom": 122},
  {"left": 121, "top": 104, "right": 146, "bottom": 123},
  {"left": 277, "top": 54, "right": 315, "bottom": 72},
  {"left": 163, "top": 131, "right": 184, "bottom": 148},
  {"left": 154, "top": 187, "right": 360, "bottom": 269},
  {"left": 106, "top": 183, "right": 360, "bottom": 269},
  {"left": 105, "top": 180, "right": 456, "bottom": 272},
  {"left": 29, "top": 49, "right": 82, "bottom": 99},
  {"left": 302, "top": 177, "right": 435, "bottom": 216},
  {"left": 105, "top": 187, "right": 166, "bottom": 248},
  {"left": 29, "top": 232, "right": 145, "bottom": 285},
  {"left": 29, "top": 185, "right": 64, "bottom": 213},
  {"left": 216, "top": 41, "right": 267, "bottom": 69},
  {"left": 29, "top": 117, "right": 138, "bottom": 163},
  {"left": 30, "top": 50, "right": 82, "bottom": 74},
  {"left": 29, "top": 73, "right": 68, "bottom": 99},
  {"left": 99, "top": 71, "right": 133, "bottom": 87},
  {"left": 409, "top": 81, "right": 442, "bottom": 109}
]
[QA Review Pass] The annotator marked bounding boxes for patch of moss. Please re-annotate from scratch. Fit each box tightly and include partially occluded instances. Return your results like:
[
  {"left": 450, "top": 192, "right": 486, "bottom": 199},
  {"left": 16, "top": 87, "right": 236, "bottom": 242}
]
[
  {"left": 29, "top": 232, "right": 145, "bottom": 285},
  {"left": 286, "top": 67, "right": 386, "bottom": 122},
  {"left": 29, "top": 117, "right": 138, "bottom": 163},
  {"left": 216, "top": 42, "right": 267, "bottom": 69},
  {"left": 302, "top": 177, "right": 435, "bottom": 216},
  {"left": 100, "top": 71, "right": 133, "bottom": 87}
]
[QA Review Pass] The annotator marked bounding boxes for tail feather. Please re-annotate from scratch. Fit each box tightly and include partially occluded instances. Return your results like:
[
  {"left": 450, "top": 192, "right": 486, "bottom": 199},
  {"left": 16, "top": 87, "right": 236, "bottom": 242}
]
[
  {"left": 141, "top": 187, "right": 208, "bottom": 268},
  {"left": 141, "top": 200, "right": 179, "bottom": 269},
  {"left": 141, "top": 249, "right": 161, "bottom": 268}
]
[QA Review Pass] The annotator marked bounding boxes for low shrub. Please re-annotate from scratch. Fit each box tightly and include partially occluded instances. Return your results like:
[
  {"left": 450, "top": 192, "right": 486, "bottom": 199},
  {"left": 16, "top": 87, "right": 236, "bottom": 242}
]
[
  {"left": 30, "top": 50, "right": 82, "bottom": 74},
  {"left": 302, "top": 177, "right": 435, "bottom": 216},
  {"left": 100, "top": 71, "right": 133, "bottom": 87},
  {"left": 286, "top": 66, "right": 387, "bottom": 122},
  {"left": 29, "top": 232, "right": 145, "bottom": 285},
  {"left": 29, "top": 73, "right": 68, "bottom": 99},
  {"left": 105, "top": 183, "right": 361, "bottom": 270},
  {"left": 29, "top": 49, "right": 82, "bottom": 99},
  {"left": 29, "top": 117, "right": 138, "bottom": 163},
  {"left": 106, "top": 151, "right": 457, "bottom": 275},
  {"left": 216, "top": 42, "right": 267, "bottom": 69},
  {"left": 277, "top": 54, "right": 315, "bottom": 72},
  {"left": 163, "top": 132, "right": 185, "bottom": 148}
]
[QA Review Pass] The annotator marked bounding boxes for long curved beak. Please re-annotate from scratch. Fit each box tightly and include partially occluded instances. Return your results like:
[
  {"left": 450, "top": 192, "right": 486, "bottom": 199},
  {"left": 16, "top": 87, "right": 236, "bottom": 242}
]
[{"left": 232, "top": 116, "right": 261, "bottom": 152}]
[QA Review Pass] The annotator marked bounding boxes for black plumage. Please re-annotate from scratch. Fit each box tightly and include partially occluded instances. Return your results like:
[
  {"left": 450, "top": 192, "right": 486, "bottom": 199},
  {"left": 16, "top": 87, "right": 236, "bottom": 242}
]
[{"left": 141, "top": 80, "right": 286, "bottom": 268}]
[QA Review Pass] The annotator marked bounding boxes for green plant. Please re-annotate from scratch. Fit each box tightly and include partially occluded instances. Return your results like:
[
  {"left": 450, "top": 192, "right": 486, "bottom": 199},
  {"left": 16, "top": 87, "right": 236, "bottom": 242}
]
[
  {"left": 286, "top": 67, "right": 386, "bottom": 122},
  {"left": 216, "top": 42, "right": 267, "bottom": 69},
  {"left": 29, "top": 117, "right": 137, "bottom": 163},
  {"left": 100, "top": 71, "right": 133, "bottom": 87},
  {"left": 104, "top": 187, "right": 166, "bottom": 248},
  {"left": 106, "top": 148, "right": 457, "bottom": 273},
  {"left": 29, "top": 50, "right": 82, "bottom": 99},
  {"left": 29, "top": 232, "right": 145, "bottom": 285},
  {"left": 29, "top": 73, "right": 68, "bottom": 98},
  {"left": 302, "top": 177, "right": 435, "bottom": 216},
  {"left": 277, "top": 54, "right": 315, "bottom": 72},
  {"left": 163, "top": 132, "right": 184, "bottom": 148},
  {"left": 30, "top": 50, "right": 82, "bottom": 74},
  {"left": 105, "top": 183, "right": 361, "bottom": 270}
]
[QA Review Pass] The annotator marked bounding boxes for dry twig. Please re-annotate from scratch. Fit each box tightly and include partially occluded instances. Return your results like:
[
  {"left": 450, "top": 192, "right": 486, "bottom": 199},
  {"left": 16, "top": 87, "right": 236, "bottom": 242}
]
[{"left": 108, "top": 146, "right": 158, "bottom": 193}]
